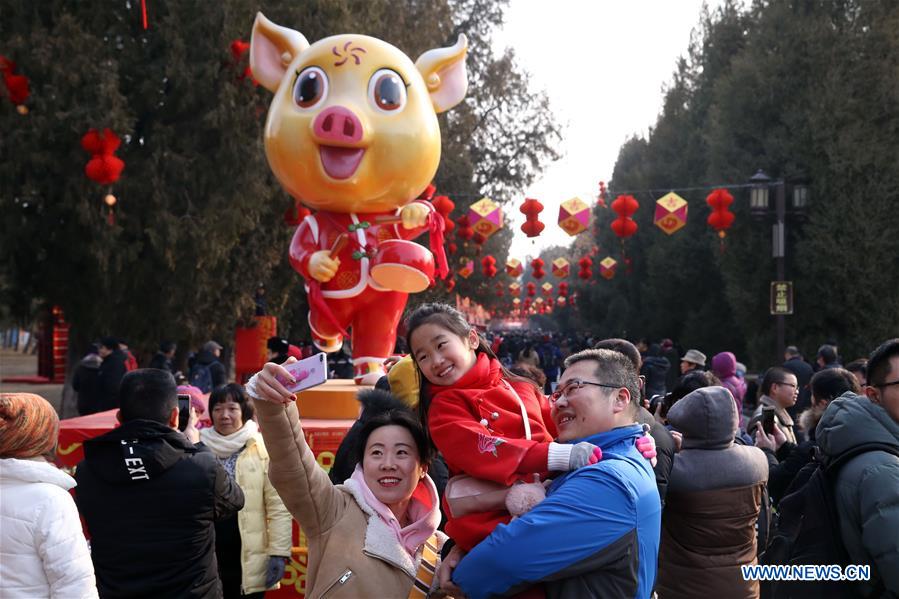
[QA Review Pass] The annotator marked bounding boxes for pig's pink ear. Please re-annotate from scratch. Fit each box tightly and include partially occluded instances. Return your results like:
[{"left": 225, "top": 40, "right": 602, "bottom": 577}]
[
  {"left": 415, "top": 34, "right": 469, "bottom": 113},
  {"left": 250, "top": 12, "right": 310, "bottom": 93}
]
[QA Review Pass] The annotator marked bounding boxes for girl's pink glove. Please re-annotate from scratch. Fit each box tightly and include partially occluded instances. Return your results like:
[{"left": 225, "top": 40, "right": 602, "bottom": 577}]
[{"left": 636, "top": 424, "right": 658, "bottom": 467}]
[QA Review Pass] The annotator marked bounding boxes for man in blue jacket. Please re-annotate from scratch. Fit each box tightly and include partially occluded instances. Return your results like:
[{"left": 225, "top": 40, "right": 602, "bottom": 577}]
[{"left": 444, "top": 348, "right": 662, "bottom": 598}]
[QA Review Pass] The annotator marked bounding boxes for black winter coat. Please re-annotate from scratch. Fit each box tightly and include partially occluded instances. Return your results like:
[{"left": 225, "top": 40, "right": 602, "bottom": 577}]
[
  {"left": 148, "top": 351, "right": 174, "bottom": 373},
  {"left": 96, "top": 349, "right": 129, "bottom": 411},
  {"left": 75, "top": 420, "right": 245, "bottom": 599},
  {"left": 72, "top": 354, "right": 103, "bottom": 415},
  {"left": 641, "top": 356, "right": 671, "bottom": 398},
  {"left": 638, "top": 406, "right": 676, "bottom": 506}
]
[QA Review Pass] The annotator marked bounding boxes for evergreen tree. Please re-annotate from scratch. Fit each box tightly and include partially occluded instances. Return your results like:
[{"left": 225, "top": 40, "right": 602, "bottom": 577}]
[{"left": 575, "top": 0, "right": 898, "bottom": 368}]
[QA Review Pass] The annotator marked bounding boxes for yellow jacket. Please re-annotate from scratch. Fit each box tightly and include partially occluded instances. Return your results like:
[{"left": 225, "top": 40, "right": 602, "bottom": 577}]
[{"left": 234, "top": 433, "right": 293, "bottom": 594}]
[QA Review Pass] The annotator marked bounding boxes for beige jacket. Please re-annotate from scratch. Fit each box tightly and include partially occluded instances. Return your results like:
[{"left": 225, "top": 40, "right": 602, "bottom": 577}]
[
  {"left": 234, "top": 433, "right": 293, "bottom": 594},
  {"left": 253, "top": 400, "right": 445, "bottom": 598}
]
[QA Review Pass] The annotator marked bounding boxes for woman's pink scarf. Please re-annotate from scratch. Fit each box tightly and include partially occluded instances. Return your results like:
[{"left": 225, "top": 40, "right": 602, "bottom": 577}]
[{"left": 350, "top": 465, "right": 440, "bottom": 556}]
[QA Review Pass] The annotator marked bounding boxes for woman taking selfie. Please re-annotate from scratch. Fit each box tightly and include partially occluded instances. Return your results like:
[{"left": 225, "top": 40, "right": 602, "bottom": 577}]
[
  {"left": 246, "top": 361, "right": 446, "bottom": 598},
  {"left": 200, "top": 384, "right": 292, "bottom": 598}
]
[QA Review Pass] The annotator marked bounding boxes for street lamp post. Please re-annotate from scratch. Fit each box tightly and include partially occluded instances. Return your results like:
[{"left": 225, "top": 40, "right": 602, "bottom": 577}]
[{"left": 750, "top": 170, "right": 807, "bottom": 363}]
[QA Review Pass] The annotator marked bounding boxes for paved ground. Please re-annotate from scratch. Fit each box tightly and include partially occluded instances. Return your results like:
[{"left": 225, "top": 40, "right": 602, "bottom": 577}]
[{"left": 0, "top": 348, "right": 74, "bottom": 417}]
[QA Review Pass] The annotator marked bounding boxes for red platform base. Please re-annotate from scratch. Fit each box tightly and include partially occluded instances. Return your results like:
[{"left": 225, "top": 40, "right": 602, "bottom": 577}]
[{"left": 1, "top": 375, "right": 52, "bottom": 384}]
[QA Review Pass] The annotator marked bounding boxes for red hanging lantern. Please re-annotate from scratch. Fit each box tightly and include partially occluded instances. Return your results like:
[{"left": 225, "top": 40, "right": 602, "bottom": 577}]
[
  {"left": 447, "top": 242, "right": 458, "bottom": 255},
  {"left": 495, "top": 282, "right": 504, "bottom": 297},
  {"left": 431, "top": 195, "right": 455, "bottom": 233},
  {"left": 520, "top": 198, "right": 545, "bottom": 238},
  {"left": 230, "top": 40, "right": 250, "bottom": 60},
  {"left": 526, "top": 282, "right": 536, "bottom": 297},
  {"left": 559, "top": 281, "right": 569, "bottom": 297},
  {"left": 82, "top": 128, "right": 126, "bottom": 225},
  {"left": 597, "top": 181, "right": 608, "bottom": 209},
  {"left": 1, "top": 56, "right": 30, "bottom": 114},
  {"left": 455, "top": 214, "right": 474, "bottom": 241},
  {"left": 578, "top": 256, "right": 593, "bottom": 280},
  {"left": 610, "top": 194, "right": 639, "bottom": 238},
  {"left": 481, "top": 255, "right": 497, "bottom": 278},
  {"left": 530, "top": 258, "right": 545, "bottom": 280},
  {"left": 82, "top": 129, "right": 125, "bottom": 185},
  {"left": 610, "top": 194, "right": 639, "bottom": 239},
  {"left": 706, "top": 188, "right": 735, "bottom": 252}
]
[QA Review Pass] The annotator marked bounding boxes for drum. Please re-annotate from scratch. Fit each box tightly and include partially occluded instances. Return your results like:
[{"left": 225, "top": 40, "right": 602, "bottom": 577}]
[{"left": 369, "top": 239, "right": 435, "bottom": 293}]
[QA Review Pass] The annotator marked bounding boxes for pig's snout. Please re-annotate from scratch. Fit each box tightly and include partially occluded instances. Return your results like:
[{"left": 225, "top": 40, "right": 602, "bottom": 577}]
[{"left": 313, "top": 106, "right": 364, "bottom": 145}]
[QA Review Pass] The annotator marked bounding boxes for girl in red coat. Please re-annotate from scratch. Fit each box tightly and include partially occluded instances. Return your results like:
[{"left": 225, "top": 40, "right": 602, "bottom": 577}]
[{"left": 405, "top": 303, "right": 605, "bottom": 555}]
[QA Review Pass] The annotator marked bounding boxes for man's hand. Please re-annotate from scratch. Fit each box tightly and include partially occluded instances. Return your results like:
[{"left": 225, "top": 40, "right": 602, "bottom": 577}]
[
  {"left": 754, "top": 422, "right": 787, "bottom": 451},
  {"left": 183, "top": 406, "right": 201, "bottom": 444},
  {"left": 401, "top": 203, "right": 429, "bottom": 229},
  {"left": 653, "top": 399, "right": 666, "bottom": 425},
  {"left": 670, "top": 430, "right": 683, "bottom": 453},
  {"left": 264, "top": 556, "right": 288, "bottom": 588},
  {"left": 437, "top": 545, "right": 468, "bottom": 598},
  {"left": 308, "top": 250, "right": 340, "bottom": 282}
]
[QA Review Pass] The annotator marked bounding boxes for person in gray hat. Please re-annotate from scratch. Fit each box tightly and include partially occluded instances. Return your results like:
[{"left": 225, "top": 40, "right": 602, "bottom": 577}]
[
  {"left": 657, "top": 386, "right": 768, "bottom": 599},
  {"left": 680, "top": 349, "right": 706, "bottom": 375}
]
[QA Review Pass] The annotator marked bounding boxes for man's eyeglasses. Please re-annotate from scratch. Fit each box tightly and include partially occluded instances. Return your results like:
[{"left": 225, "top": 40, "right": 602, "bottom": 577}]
[
  {"left": 873, "top": 379, "right": 899, "bottom": 389},
  {"left": 550, "top": 379, "right": 623, "bottom": 403},
  {"left": 775, "top": 381, "right": 798, "bottom": 389}
]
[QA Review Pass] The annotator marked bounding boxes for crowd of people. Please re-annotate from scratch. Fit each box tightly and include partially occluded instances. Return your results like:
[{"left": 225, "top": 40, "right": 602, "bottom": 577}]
[{"left": 1, "top": 308, "right": 897, "bottom": 598}]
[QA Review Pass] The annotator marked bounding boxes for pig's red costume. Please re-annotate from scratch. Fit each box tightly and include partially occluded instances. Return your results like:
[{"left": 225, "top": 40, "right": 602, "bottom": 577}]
[{"left": 289, "top": 201, "right": 433, "bottom": 381}]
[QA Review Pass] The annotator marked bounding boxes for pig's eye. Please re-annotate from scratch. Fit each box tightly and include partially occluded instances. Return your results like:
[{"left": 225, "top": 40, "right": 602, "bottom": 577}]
[
  {"left": 293, "top": 67, "right": 328, "bottom": 109},
  {"left": 368, "top": 69, "right": 407, "bottom": 113}
]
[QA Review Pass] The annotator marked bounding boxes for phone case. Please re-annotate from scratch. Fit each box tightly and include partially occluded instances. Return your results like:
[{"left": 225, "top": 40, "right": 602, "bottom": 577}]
[{"left": 277, "top": 353, "right": 328, "bottom": 393}]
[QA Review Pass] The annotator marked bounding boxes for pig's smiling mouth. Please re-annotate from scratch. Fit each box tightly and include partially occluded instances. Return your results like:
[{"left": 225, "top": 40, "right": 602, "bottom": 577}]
[{"left": 319, "top": 145, "right": 366, "bottom": 180}]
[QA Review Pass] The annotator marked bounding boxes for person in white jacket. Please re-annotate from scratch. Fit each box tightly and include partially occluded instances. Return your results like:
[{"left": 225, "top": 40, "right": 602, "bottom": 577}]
[{"left": 0, "top": 393, "right": 98, "bottom": 599}]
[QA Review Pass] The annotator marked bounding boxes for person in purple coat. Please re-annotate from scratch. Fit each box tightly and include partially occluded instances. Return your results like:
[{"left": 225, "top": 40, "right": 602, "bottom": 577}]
[{"left": 712, "top": 351, "right": 747, "bottom": 428}]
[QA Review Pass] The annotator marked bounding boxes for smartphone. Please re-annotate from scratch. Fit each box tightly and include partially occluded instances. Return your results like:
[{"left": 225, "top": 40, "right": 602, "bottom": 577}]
[
  {"left": 761, "top": 406, "right": 776, "bottom": 436},
  {"left": 276, "top": 352, "right": 328, "bottom": 394},
  {"left": 177, "top": 394, "right": 191, "bottom": 432}
]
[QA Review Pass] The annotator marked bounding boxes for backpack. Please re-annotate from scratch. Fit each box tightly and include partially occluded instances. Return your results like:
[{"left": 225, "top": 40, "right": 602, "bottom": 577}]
[
  {"left": 761, "top": 442, "right": 899, "bottom": 599},
  {"left": 189, "top": 362, "right": 214, "bottom": 393}
]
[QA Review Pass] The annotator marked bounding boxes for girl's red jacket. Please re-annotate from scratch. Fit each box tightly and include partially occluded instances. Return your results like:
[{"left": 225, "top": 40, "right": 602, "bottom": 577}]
[{"left": 428, "top": 352, "right": 558, "bottom": 550}]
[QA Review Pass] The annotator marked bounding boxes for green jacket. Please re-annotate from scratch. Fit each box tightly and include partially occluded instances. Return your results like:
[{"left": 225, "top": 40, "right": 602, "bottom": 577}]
[{"left": 817, "top": 393, "right": 899, "bottom": 597}]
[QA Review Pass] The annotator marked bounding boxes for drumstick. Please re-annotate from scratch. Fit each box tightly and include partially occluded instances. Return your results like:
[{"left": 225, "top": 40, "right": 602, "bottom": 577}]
[
  {"left": 329, "top": 234, "right": 348, "bottom": 258},
  {"left": 373, "top": 214, "right": 403, "bottom": 224}
]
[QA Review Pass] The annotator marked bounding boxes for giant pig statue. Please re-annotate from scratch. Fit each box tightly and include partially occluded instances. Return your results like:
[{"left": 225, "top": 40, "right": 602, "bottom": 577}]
[{"left": 250, "top": 13, "right": 468, "bottom": 384}]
